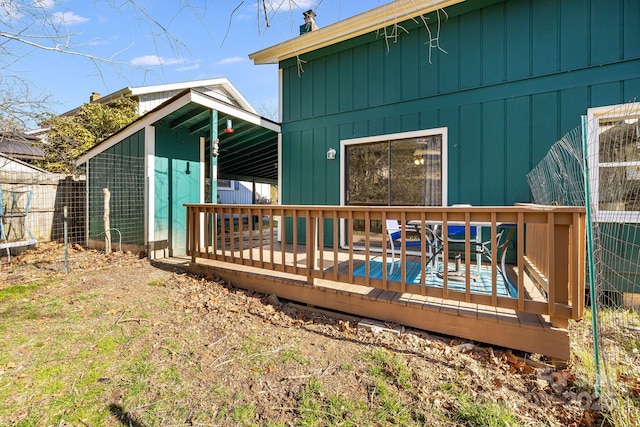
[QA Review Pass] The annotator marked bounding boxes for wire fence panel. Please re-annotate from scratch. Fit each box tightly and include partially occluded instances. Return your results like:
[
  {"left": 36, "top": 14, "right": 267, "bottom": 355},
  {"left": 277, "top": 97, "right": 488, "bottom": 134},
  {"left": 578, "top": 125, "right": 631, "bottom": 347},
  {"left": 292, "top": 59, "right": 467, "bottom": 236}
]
[
  {"left": 1, "top": 152, "right": 145, "bottom": 270},
  {"left": 1, "top": 158, "right": 85, "bottom": 269},
  {"left": 86, "top": 153, "right": 145, "bottom": 254},
  {"left": 527, "top": 98, "right": 640, "bottom": 419}
]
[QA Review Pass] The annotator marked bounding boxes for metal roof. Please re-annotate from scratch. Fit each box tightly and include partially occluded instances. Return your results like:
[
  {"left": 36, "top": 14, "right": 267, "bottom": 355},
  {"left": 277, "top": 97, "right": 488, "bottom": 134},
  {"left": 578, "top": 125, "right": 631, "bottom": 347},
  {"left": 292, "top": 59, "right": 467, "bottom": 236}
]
[
  {"left": 0, "top": 132, "right": 45, "bottom": 160},
  {"left": 77, "top": 89, "right": 280, "bottom": 184}
]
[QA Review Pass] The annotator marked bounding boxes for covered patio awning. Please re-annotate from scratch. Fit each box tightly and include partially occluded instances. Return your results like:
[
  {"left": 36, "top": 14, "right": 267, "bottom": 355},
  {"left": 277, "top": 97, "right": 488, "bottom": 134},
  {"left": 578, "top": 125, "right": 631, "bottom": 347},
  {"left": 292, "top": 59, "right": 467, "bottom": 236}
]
[
  {"left": 77, "top": 89, "right": 280, "bottom": 185},
  {"left": 157, "top": 90, "right": 280, "bottom": 184}
]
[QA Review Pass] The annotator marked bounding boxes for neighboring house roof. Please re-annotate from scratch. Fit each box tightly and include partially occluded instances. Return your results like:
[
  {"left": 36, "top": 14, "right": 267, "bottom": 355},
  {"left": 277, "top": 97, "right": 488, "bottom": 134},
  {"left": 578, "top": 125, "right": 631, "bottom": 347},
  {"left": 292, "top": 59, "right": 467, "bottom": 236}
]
[
  {"left": 0, "top": 132, "right": 45, "bottom": 161},
  {"left": 76, "top": 89, "right": 280, "bottom": 183},
  {"left": 250, "top": 0, "right": 465, "bottom": 64},
  {"left": 61, "top": 77, "right": 258, "bottom": 116},
  {"left": 0, "top": 152, "right": 50, "bottom": 174}
]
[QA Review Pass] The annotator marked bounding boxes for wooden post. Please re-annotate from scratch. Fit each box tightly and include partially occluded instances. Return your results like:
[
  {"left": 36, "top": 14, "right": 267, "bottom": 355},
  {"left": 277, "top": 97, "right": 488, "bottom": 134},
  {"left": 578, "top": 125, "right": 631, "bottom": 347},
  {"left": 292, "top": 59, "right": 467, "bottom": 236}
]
[
  {"left": 306, "top": 210, "right": 316, "bottom": 284},
  {"left": 103, "top": 188, "right": 111, "bottom": 253},
  {"left": 551, "top": 221, "right": 570, "bottom": 329}
]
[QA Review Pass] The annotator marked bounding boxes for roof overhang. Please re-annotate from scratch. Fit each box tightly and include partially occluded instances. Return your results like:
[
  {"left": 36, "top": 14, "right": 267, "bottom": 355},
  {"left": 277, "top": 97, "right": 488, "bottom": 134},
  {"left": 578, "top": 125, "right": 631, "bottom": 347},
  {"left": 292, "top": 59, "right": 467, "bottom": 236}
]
[
  {"left": 249, "top": 0, "right": 466, "bottom": 64},
  {"left": 76, "top": 89, "right": 280, "bottom": 184}
]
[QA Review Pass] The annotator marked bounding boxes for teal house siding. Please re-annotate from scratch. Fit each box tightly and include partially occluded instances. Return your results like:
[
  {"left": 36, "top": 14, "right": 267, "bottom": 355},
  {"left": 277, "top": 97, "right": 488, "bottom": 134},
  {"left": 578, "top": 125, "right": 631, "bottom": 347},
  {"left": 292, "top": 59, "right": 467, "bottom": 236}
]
[
  {"left": 88, "top": 130, "right": 145, "bottom": 247},
  {"left": 279, "top": 0, "right": 640, "bottom": 210}
]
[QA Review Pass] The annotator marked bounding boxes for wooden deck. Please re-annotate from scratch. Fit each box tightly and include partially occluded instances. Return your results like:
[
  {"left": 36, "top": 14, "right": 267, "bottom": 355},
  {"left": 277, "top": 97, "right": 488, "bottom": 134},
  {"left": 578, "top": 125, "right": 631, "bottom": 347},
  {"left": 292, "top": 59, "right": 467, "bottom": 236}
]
[
  {"left": 183, "top": 204, "right": 586, "bottom": 360},
  {"left": 175, "top": 250, "right": 570, "bottom": 360}
]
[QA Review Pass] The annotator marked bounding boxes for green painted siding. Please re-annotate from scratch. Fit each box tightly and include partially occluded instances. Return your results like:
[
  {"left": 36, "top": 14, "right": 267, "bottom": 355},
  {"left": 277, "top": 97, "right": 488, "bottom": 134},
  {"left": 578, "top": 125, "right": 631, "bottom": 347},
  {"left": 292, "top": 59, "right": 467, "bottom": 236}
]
[
  {"left": 154, "top": 123, "right": 201, "bottom": 256},
  {"left": 280, "top": 0, "right": 640, "bottom": 213},
  {"left": 88, "top": 130, "right": 145, "bottom": 247}
]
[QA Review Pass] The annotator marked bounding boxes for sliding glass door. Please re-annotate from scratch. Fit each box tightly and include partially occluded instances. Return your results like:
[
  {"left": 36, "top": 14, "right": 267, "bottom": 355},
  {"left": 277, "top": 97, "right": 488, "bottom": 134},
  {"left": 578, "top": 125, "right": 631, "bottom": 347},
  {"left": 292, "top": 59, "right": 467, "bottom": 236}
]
[
  {"left": 345, "top": 132, "right": 444, "bottom": 207},
  {"left": 341, "top": 129, "right": 447, "bottom": 248}
]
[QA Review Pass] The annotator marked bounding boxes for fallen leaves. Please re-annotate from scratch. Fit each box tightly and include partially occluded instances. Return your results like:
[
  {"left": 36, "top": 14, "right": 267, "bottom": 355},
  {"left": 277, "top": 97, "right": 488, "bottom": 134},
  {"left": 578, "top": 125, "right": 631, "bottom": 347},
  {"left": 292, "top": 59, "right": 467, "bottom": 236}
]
[{"left": 0, "top": 244, "right": 603, "bottom": 426}]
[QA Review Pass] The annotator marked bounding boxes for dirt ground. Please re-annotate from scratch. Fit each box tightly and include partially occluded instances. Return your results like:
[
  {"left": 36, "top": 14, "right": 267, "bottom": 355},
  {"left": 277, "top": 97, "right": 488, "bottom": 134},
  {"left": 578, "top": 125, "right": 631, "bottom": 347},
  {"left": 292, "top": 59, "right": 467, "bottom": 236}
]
[{"left": 0, "top": 243, "right": 600, "bottom": 426}]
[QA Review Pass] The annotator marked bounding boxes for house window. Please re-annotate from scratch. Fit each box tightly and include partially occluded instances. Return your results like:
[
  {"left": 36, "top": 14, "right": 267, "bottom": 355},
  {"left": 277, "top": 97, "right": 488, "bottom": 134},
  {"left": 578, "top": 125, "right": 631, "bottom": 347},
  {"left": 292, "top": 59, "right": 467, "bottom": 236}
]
[
  {"left": 342, "top": 128, "right": 447, "bottom": 207},
  {"left": 217, "top": 179, "right": 234, "bottom": 191},
  {"left": 588, "top": 103, "right": 640, "bottom": 222}
]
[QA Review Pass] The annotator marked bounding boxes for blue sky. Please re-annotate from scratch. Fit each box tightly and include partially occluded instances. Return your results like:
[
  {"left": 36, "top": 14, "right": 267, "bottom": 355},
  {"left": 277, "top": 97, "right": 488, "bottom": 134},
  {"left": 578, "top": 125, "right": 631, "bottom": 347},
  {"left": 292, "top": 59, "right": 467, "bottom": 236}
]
[{"left": 8, "top": 0, "right": 393, "bottom": 122}]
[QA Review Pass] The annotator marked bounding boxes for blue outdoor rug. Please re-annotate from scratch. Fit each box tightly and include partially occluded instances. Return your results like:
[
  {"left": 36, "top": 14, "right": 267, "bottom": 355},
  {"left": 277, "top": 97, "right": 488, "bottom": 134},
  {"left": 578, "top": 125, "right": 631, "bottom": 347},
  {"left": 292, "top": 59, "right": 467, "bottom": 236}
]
[{"left": 353, "top": 258, "right": 517, "bottom": 298}]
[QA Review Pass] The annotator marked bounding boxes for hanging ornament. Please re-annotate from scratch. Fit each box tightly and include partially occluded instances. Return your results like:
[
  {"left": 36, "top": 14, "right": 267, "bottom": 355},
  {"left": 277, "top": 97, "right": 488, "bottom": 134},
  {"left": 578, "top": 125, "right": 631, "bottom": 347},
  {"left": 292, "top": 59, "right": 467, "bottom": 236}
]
[{"left": 212, "top": 139, "right": 220, "bottom": 157}]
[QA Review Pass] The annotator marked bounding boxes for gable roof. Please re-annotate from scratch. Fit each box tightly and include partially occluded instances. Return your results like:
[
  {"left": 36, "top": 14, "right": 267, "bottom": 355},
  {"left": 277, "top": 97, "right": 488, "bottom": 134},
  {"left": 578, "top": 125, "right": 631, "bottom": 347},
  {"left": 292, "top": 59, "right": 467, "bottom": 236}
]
[
  {"left": 62, "top": 77, "right": 257, "bottom": 116},
  {"left": 76, "top": 89, "right": 280, "bottom": 183},
  {"left": 250, "top": 0, "right": 465, "bottom": 64}
]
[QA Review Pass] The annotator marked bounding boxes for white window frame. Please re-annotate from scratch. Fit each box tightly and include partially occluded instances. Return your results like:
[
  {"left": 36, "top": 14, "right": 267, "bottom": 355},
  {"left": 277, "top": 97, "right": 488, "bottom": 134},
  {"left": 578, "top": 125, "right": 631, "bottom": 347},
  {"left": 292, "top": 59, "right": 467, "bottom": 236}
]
[
  {"left": 587, "top": 102, "right": 640, "bottom": 223},
  {"left": 217, "top": 178, "right": 234, "bottom": 191},
  {"left": 339, "top": 127, "right": 448, "bottom": 247}
]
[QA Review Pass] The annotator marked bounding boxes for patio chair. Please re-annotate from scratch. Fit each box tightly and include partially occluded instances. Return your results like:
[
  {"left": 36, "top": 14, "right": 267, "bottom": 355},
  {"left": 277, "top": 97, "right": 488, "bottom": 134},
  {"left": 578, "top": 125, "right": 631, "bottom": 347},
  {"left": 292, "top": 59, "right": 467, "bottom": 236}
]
[
  {"left": 385, "top": 219, "right": 438, "bottom": 275},
  {"left": 435, "top": 223, "right": 508, "bottom": 276}
]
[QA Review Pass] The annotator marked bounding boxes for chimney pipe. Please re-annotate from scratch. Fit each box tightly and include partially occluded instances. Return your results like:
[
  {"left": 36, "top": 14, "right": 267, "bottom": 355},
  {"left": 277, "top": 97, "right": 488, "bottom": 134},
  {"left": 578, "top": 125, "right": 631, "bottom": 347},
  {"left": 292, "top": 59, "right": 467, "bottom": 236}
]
[{"left": 300, "top": 9, "right": 318, "bottom": 35}]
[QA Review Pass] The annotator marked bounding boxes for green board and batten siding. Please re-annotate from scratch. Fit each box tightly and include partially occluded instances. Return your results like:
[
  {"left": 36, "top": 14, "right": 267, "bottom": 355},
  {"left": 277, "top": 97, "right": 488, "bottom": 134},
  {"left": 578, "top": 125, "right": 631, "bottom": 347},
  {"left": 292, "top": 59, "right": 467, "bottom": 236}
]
[
  {"left": 87, "top": 130, "right": 145, "bottom": 247},
  {"left": 280, "top": 0, "right": 640, "bottom": 209},
  {"left": 87, "top": 123, "right": 202, "bottom": 257}
]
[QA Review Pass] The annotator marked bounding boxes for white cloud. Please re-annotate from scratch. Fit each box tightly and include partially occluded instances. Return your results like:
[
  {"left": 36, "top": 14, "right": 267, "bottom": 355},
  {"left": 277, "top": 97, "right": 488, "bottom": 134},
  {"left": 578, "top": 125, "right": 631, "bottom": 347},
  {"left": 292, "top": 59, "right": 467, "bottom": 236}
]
[
  {"left": 52, "top": 11, "right": 89, "bottom": 25},
  {"left": 176, "top": 63, "right": 201, "bottom": 72},
  {"left": 0, "top": 0, "right": 55, "bottom": 20},
  {"left": 0, "top": 1, "right": 22, "bottom": 20},
  {"left": 266, "top": 0, "right": 314, "bottom": 13},
  {"left": 33, "top": 0, "right": 55, "bottom": 9},
  {"left": 131, "top": 55, "right": 186, "bottom": 66},
  {"left": 87, "top": 37, "right": 113, "bottom": 47},
  {"left": 218, "top": 56, "right": 245, "bottom": 65}
]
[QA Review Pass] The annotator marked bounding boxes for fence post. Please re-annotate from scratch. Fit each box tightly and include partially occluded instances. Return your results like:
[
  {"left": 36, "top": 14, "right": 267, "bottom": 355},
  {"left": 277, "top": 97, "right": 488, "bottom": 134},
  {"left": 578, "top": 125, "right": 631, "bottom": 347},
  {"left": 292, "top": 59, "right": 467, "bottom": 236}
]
[
  {"left": 103, "top": 188, "right": 111, "bottom": 253},
  {"left": 63, "top": 206, "right": 69, "bottom": 273},
  {"left": 581, "top": 114, "right": 601, "bottom": 397},
  {"left": 189, "top": 206, "right": 196, "bottom": 263}
]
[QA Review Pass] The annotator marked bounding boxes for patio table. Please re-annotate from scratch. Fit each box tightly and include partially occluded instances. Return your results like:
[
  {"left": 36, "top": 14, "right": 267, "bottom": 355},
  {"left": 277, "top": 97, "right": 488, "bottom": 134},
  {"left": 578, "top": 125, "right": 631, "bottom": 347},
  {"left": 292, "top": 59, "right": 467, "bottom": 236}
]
[{"left": 407, "top": 220, "right": 515, "bottom": 279}]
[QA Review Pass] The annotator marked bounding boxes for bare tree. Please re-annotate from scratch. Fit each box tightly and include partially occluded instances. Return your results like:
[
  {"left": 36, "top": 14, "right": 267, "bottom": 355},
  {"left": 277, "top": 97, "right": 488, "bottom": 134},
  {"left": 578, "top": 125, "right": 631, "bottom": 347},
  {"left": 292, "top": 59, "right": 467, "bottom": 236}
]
[{"left": 0, "top": 0, "right": 309, "bottom": 130}]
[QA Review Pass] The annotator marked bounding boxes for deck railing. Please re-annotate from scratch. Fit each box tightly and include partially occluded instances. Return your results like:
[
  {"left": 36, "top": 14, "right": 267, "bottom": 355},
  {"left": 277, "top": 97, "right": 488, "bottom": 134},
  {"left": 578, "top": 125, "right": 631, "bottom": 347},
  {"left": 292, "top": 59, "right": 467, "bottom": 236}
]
[{"left": 186, "top": 204, "right": 585, "bottom": 327}]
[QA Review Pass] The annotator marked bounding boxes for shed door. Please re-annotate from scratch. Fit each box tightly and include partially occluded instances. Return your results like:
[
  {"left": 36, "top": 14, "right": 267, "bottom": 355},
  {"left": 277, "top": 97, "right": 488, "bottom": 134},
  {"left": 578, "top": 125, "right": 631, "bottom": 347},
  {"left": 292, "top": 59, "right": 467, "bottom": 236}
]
[
  {"left": 154, "top": 123, "right": 203, "bottom": 258},
  {"left": 171, "top": 158, "right": 200, "bottom": 256}
]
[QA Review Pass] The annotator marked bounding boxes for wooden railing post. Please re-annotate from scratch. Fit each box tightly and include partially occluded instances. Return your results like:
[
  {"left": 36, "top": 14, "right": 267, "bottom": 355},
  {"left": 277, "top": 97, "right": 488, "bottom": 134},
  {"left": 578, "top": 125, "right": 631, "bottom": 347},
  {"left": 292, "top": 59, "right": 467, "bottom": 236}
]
[
  {"left": 551, "top": 219, "right": 571, "bottom": 328},
  {"left": 306, "top": 211, "right": 316, "bottom": 284}
]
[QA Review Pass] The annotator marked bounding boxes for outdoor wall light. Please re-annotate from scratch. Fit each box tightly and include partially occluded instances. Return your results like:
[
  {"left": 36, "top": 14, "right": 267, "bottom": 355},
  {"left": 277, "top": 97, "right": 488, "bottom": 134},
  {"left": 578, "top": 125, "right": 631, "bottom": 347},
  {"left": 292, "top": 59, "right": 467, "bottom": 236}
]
[{"left": 327, "top": 148, "right": 337, "bottom": 160}]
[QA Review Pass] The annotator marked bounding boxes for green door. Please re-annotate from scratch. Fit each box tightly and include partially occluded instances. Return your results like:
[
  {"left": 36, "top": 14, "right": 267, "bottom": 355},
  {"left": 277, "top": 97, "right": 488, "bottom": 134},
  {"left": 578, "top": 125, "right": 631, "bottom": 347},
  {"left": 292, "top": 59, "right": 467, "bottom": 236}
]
[
  {"left": 170, "top": 158, "right": 200, "bottom": 256},
  {"left": 154, "top": 124, "right": 202, "bottom": 257}
]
